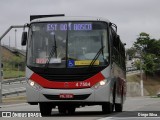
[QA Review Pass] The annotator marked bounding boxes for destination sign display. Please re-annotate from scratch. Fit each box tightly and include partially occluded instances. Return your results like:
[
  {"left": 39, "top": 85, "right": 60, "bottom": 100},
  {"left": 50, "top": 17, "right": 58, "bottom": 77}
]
[{"left": 47, "top": 23, "right": 92, "bottom": 31}]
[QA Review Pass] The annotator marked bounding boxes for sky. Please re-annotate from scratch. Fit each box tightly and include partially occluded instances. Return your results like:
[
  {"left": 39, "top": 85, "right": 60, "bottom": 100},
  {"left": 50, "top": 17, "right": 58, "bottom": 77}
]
[{"left": 0, "top": 0, "right": 160, "bottom": 49}]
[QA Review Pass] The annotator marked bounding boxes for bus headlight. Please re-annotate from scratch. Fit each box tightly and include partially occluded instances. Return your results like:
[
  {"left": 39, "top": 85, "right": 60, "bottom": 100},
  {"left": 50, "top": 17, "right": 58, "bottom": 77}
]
[
  {"left": 28, "top": 79, "right": 42, "bottom": 91},
  {"left": 92, "top": 79, "right": 107, "bottom": 89}
]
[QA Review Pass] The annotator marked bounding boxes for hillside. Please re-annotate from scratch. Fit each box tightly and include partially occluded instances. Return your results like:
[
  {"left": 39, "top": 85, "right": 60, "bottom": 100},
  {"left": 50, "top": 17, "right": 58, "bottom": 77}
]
[
  {"left": 127, "top": 73, "right": 160, "bottom": 96},
  {"left": 1, "top": 46, "right": 25, "bottom": 79}
]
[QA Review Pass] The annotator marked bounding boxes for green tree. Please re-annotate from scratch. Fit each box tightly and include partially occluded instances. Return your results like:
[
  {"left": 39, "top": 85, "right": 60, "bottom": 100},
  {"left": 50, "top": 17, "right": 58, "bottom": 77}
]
[
  {"left": 134, "top": 59, "right": 141, "bottom": 70},
  {"left": 126, "top": 47, "right": 137, "bottom": 60},
  {"left": 143, "top": 54, "right": 158, "bottom": 75},
  {"left": 134, "top": 32, "right": 160, "bottom": 75}
]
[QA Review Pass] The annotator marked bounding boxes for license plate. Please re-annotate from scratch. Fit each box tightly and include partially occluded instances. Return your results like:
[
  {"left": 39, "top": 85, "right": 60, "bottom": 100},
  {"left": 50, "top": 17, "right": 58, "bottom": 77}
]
[{"left": 59, "top": 94, "right": 74, "bottom": 99}]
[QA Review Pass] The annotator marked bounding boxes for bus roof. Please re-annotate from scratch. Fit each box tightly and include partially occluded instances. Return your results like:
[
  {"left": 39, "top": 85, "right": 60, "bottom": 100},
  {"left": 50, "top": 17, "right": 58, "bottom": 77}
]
[{"left": 30, "top": 16, "right": 110, "bottom": 23}]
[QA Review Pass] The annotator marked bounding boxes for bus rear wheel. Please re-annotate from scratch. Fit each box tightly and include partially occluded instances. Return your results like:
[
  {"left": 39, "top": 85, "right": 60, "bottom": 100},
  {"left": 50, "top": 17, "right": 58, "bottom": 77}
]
[
  {"left": 115, "top": 95, "right": 123, "bottom": 112},
  {"left": 115, "top": 103, "right": 123, "bottom": 112},
  {"left": 102, "top": 102, "right": 113, "bottom": 114},
  {"left": 39, "top": 103, "right": 52, "bottom": 116}
]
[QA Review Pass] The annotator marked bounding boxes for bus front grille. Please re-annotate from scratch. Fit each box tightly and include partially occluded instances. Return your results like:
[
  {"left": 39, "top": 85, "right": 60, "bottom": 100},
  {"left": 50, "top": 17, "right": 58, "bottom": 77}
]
[{"left": 39, "top": 74, "right": 94, "bottom": 82}]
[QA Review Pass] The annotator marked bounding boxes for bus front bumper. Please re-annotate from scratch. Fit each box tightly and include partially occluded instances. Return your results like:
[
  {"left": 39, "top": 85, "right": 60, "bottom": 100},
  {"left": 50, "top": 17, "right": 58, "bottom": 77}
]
[{"left": 26, "top": 81, "right": 111, "bottom": 103}]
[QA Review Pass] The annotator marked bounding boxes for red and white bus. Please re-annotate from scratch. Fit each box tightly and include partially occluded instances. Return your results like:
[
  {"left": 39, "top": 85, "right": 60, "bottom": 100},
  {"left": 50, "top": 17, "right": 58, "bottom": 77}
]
[{"left": 22, "top": 15, "right": 126, "bottom": 116}]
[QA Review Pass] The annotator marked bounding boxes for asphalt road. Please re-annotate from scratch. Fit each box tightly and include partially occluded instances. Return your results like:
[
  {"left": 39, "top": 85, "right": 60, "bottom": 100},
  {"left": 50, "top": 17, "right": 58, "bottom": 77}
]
[{"left": 0, "top": 97, "right": 160, "bottom": 120}]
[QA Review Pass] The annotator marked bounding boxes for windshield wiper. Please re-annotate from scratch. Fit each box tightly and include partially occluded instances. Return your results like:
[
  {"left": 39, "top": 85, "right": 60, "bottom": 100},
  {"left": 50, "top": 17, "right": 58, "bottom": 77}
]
[
  {"left": 88, "top": 35, "right": 106, "bottom": 69},
  {"left": 88, "top": 46, "right": 105, "bottom": 69},
  {"left": 45, "top": 35, "right": 57, "bottom": 68}
]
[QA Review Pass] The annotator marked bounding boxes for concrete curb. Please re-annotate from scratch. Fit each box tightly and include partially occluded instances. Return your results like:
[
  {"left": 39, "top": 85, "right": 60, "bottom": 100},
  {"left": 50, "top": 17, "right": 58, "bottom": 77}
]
[{"left": 0, "top": 102, "right": 28, "bottom": 108}]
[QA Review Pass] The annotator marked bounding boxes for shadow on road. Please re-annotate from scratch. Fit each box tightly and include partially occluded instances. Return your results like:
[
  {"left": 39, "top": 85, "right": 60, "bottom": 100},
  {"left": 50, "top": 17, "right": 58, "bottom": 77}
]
[{"left": 49, "top": 111, "right": 121, "bottom": 117}]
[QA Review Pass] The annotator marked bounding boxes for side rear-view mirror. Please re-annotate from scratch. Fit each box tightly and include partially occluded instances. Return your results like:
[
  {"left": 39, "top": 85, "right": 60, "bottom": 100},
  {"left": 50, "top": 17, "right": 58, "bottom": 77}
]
[
  {"left": 21, "top": 32, "right": 27, "bottom": 46},
  {"left": 1, "top": 63, "right": 3, "bottom": 68}
]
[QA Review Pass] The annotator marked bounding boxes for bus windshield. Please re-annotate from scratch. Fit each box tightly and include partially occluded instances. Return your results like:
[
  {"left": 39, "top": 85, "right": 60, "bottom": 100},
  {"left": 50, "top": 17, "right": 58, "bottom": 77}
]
[{"left": 27, "top": 22, "right": 109, "bottom": 68}]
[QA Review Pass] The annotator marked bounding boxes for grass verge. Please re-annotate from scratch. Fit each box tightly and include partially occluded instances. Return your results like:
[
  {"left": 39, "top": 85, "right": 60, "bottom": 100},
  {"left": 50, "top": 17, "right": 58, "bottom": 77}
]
[{"left": 3, "top": 70, "right": 25, "bottom": 79}]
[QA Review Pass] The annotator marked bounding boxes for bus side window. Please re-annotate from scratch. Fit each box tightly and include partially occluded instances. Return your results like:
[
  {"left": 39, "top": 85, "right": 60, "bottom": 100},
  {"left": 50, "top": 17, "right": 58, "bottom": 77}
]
[{"left": 111, "top": 28, "right": 117, "bottom": 61}]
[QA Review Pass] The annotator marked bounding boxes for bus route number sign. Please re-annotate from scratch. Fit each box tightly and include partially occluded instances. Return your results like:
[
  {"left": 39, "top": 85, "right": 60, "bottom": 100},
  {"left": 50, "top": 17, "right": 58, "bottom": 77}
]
[{"left": 76, "top": 82, "right": 91, "bottom": 87}]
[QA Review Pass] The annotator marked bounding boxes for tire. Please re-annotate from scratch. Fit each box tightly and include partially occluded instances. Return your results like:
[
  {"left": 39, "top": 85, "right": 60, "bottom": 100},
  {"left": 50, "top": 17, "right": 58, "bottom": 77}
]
[
  {"left": 115, "top": 95, "right": 123, "bottom": 112},
  {"left": 112, "top": 84, "right": 116, "bottom": 112},
  {"left": 39, "top": 103, "right": 52, "bottom": 116},
  {"left": 102, "top": 102, "right": 113, "bottom": 114},
  {"left": 115, "top": 103, "right": 123, "bottom": 112}
]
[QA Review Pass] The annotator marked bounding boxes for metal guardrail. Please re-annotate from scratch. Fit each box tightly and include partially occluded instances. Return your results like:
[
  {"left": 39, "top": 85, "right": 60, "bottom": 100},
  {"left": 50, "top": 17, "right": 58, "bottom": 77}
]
[
  {"left": 2, "top": 77, "right": 26, "bottom": 97},
  {"left": 3, "top": 90, "right": 26, "bottom": 97},
  {"left": 2, "top": 77, "right": 26, "bottom": 84},
  {"left": 2, "top": 88, "right": 26, "bottom": 97}
]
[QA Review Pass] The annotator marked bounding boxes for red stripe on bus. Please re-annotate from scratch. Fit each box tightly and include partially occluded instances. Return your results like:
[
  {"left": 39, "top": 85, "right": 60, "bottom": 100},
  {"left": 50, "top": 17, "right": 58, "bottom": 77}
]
[{"left": 30, "top": 72, "right": 105, "bottom": 89}]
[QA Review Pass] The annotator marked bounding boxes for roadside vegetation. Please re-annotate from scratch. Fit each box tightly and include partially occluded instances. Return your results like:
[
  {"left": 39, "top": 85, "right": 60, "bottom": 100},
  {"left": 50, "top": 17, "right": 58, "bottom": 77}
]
[
  {"left": 3, "top": 70, "right": 25, "bottom": 79},
  {"left": 126, "top": 32, "right": 160, "bottom": 96},
  {"left": 126, "top": 32, "right": 160, "bottom": 76},
  {"left": 2, "top": 47, "right": 25, "bottom": 79},
  {"left": 127, "top": 73, "right": 160, "bottom": 96}
]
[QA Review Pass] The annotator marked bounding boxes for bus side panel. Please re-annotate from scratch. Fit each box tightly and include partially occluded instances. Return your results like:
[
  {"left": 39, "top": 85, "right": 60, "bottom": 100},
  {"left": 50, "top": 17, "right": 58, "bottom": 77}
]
[{"left": 111, "top": 62, "right": 126, "bottom": 104}]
